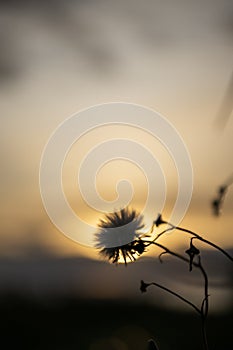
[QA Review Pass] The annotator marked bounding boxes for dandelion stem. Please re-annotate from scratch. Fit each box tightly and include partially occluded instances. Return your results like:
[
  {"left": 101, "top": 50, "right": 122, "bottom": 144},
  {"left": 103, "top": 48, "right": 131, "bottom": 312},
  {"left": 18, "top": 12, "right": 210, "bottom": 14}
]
[
  {"left": 144, "top": 240, "right": 210, "bottom": 350},
  {"left": 198, "top": 257, "right": 209, "bottom": 318},
  {"left": 148, "top": 241, "right": 209, "bottom": 314},
  {"left": 198, "top": 256, "right": 209, "bottom": 350},
  {"left": 145, "top": 281, "right": 202, "bottom": 315},
  {"left": 201, "top": 317, "right": 209, "bottom": 350},
  {"left": 145, "top": 240, "right": 197, "bottom": 267},
  {"left": 153, "top": 222, "right": 233, "bottom": 262}
]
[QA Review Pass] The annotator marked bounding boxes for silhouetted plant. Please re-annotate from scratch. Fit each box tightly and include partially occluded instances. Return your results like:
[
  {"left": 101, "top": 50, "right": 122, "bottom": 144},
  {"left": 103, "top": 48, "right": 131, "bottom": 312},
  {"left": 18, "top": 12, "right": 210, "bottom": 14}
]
[
  {"left": 95, "top": 207, "right": 233, "bottom": 350},
  {"left": 211, "top": 174, "right": 233, "bottom": 216}
]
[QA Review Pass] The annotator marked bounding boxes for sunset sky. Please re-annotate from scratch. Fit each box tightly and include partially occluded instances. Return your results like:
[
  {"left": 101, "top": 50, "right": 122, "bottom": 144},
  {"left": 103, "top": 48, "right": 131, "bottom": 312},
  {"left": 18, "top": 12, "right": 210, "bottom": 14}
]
[{"left": 1, "top": 0, "right": 233, "bottom": 265}]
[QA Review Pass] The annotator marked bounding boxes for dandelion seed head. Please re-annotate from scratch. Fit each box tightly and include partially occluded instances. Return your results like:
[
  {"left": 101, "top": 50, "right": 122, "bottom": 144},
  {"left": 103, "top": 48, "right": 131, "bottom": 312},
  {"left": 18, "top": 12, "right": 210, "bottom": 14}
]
[{"left": 95, "top": 207, "right": 147, "bottom": 265}]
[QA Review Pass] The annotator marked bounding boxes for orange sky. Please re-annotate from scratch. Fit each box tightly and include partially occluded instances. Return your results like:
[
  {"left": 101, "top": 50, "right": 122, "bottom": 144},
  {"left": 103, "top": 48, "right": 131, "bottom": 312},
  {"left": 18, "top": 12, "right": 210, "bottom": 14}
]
[{"left": 0, "top": 0, "right": 233, "bottom": 261}]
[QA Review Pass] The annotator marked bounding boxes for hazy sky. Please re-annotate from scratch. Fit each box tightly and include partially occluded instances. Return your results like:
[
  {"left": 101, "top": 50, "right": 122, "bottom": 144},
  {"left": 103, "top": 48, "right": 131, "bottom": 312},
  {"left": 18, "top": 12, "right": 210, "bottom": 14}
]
[{"left": 1, "top": 0, "right": 233, "bottom": 260}]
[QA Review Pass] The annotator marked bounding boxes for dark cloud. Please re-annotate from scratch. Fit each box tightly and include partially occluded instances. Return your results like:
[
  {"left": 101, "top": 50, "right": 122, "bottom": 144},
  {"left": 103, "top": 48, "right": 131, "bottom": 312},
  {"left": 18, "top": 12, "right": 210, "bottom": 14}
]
[{"left": 0, "top": 247, "right": 231, "bottom": 312}]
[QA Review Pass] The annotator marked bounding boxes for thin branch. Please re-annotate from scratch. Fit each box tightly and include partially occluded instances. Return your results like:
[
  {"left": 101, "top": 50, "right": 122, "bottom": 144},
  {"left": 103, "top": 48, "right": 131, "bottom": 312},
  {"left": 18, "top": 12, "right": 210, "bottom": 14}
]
[
  {"left": 198, "top": 257, "right": 209, "bottom": 318},
  {"left": 153, "top": 222, "right": 233, "bottom": 262},
  {"left": 146, "top": 240, "right": 209, "bottom": 316},
  {"left": 174, "top": 225, "right": 233, "bottom": 262},
  {"left": 211, "top": 174, "right": 233, "bottom": 216},
  {"left": 152, "top": 226, "right": 174, "bottom": 241},
  {"left": 143, "top": 239, "right": 210, "bottom": 350},
  {"left": 144, "top": 240, "right": 198, "bottom": 266},
  {"left": 158, "top": 251, "right": 167, "bottom": 263},
  {"left": 144, "top": 281, "right": 201, "bottom": 315}
]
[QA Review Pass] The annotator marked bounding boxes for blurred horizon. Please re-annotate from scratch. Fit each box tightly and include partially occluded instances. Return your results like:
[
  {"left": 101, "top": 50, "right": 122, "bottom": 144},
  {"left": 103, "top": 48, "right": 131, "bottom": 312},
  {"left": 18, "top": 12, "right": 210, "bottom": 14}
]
[
  {"left": 0, "top": 247, "right": 232, "bottom": 312},
  {"left": 0, "top": 0, "right": 233, "bottom": 325}
]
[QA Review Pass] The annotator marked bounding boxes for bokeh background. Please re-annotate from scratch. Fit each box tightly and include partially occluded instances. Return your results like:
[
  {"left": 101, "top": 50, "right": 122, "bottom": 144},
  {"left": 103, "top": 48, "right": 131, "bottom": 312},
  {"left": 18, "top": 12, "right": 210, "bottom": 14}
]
[{"left": 1, "top": 1, "right": 233, "bottom": 349}]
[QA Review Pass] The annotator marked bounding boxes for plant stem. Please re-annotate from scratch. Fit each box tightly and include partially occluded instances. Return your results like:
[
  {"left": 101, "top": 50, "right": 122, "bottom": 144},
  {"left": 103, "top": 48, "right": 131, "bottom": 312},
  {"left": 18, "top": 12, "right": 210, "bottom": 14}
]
[
  {"left": 144, "top": 240, "right": 210, "bottom": 350},
  {"left": 145, "top": 240, "right": 198, "bottom": 268},
  {"left": 198, "top": 258, "right": 209, "bottom": 318},
  {"left": 198, "top": 257, "right": 209, "bottom": 350},
  {"left": 201, "top": 316, "right": 209, "bottom": 350},
  {"left": 147, "top": 281, "right": 202, "bottom": 315},
  {"left": 153, "top": 222, "right": 233, "bottom": 262}
]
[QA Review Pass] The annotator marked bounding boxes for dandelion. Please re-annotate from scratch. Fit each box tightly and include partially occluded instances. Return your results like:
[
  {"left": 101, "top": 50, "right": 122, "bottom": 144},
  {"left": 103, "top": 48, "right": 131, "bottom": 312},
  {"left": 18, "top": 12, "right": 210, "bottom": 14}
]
[
  {"left": 95, "top": 207, "right": 147, "bottom": 265},
  {"left": 94, "top": 209, "right": 233, "bottom": 350}
]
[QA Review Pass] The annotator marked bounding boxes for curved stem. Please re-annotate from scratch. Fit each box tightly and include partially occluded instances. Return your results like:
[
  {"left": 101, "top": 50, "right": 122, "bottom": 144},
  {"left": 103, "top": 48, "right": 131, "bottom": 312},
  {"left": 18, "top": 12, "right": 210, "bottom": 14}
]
[
  {"left": 152, "top": 226, "right": 174, "bottom": 241},
  {"left": 154, "top": 222, "right": 233, "bottom": 262},
  {"left": 144, "top": 240, "right": 210, "bottom": 350},
  {"left": 198, "top": 257, "right": 209, "bottom": 350},
  {"left": 201, "top": 317, "right": 209, "bottom": 350},
  {"left": 145, "top": 240, "right": 198, "bottom": 267},
  {"left": 145, "top": 281, "right": 201, "bottom": 315},
  {"left": 148, "top": 241, "right": 209, "bottom": 314},
  {"left": 198, "top": 257, "right": 209, "bottom": 318},
  {"left": 174, "top": 224, "right": 232, "bottom": 262}
]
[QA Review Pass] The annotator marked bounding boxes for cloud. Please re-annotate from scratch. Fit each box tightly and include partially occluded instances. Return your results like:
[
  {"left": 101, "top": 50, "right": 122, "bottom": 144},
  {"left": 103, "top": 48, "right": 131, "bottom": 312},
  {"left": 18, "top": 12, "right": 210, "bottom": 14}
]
[{"left": 0, "top": 248, "right": 231, "bottom": 311}]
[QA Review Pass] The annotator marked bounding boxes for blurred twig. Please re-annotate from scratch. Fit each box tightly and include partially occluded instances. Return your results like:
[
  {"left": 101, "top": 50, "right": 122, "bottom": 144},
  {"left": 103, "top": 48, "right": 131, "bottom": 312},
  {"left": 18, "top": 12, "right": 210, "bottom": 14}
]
[
  {"left": 214, "top": 71, "right": 233, "bottom": 130},
  {"left": 211, "top": 173, "right": 233, "bottom": 216}
]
